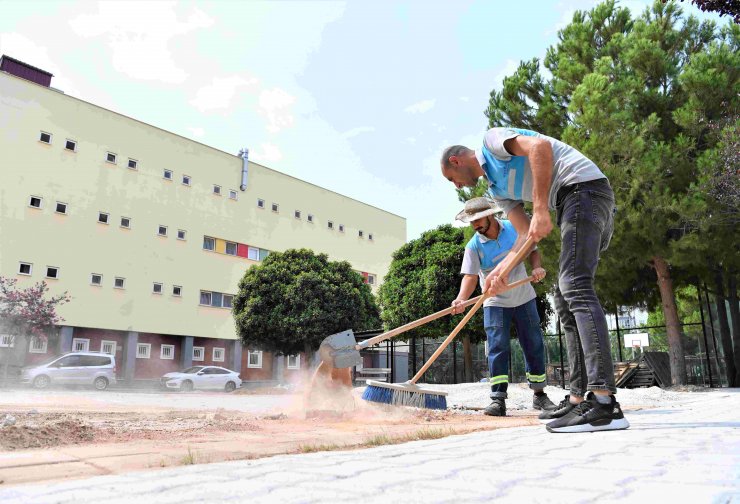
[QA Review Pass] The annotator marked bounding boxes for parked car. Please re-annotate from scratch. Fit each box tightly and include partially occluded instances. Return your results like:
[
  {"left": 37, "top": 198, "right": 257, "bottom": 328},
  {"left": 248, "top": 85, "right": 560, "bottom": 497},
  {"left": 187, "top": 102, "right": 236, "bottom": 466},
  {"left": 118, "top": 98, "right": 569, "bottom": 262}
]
[
  {"left": 161, "top": 366, "right": 242, "bottom": 392},
  {"left": 21, "top": 352, "right": 116, "bottom": 390}
]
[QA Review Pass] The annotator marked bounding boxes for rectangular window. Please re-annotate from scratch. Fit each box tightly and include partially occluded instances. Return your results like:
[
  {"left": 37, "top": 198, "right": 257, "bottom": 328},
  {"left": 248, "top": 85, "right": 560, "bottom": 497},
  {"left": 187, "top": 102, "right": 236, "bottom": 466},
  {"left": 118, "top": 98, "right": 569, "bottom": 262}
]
[
  {"left": 0, "top": 335, "right": 14, "bottom": 348},
  {"left": 182, "top": 175, "right": 191, "bottom": 186},
  {"left": 225, "top": 242, "right": 237, "bottom": 256},
  {"left": 222, "top": 294, "right": 233, "bottom": 309},
  {"left": 307, "top": 214, "right": 314, "bottom": 223},
  {"left": 152, "top": 282, "right": 163, "bottom": 294},
  {"left": 213, "top": 347, "right": 225, "bottom": 362},
  {"left": 106, "top": 152, "right": 117, "bottom": 164},
  {"left": 211, "top": 292, "right": 223, "bottom": 308},
  {"left": 114, "top": 277, "right": 125, "bottom": 289},
  {"left": 120, "top": 217, "right": 131, "bottom": 229},
  {"left": 18, "top": 262, "right": 32, "bottom": 276},
  {"left": 65, "top": 139, "right": 77, "bottom": 152},
  {"left": 29, "top": 337, "right": 47, "bottom": 354},
  {"left": 172, "top": 285, "right": 182, "bottom": 297},
  {"left": 46, "top": 266, "right": 59, "bottom": 279},
  {"left": 229, "top": 190, "right": 238, "bottom": 200},
  {"left": 272, "top": 203, "right": 279, "bottom": 213},
  {"left": 192, "top": 346, "right": 204, "bottom": 362},
  {"left": 369, "top": 233, "right": 374, "bottom": 241},
  {"left": 339, "top": 224, "right": 345, "bottom": 233},
  {"left": 213, "top": 185, "right": 221, "bottom": 195},
  {"left": 161, "top": 344, "right": 175, "bottom": 360},
  {"left": 29, "top": 195, "right": 43, "bottom": 209},
  {"left": 39, "top": 131, "right": 52, "bottom": 144},
  {"left": 55, "top": 202, "right": 68, "bottom": 214},
  {"left": 73, "top": 338, "right": 90, "bottom": 352},
  {"left": 203, "top": 236, "right": 215, "bottom": 251},
  {"left": 247, "top": 246, "right": 260, "bottom": 261},
  {"left": 294, "top": 210, "right": 301, "bottom": 219},
  {"left": 101, "top": 340, "right": 116, "bottom": 355},
  {"left": 177, "top": 229, "right": 186, "bottom": 240},
  {"left": 128, "top": 158, "right": 138, "bottom": 170},
  {"left": 359, "top": 230, "right": 364, "bottom": 238},
  {"left": 287, "top": 354, "right": 301, "bottom": 369},
  {"left": 163, "top": 169, "right": 173, "bottom": 180},
  {"left": 136, "top": 343, "right": 151, "bottom": 359},
  {"left": 90, "top": 273, "right": 102, "bottom": 286},
  {"left": 247, "top": 350, "right": 263, "bottom": 368},
  {"left": 368, "top": 274, "right": 376, "bottom": 285},
  {"left": 328, "top": 221, "right": 334, "bottom": 229},
  {"left": 199, "top": 291, "right": 212, "bottom": 306},
  {"left": 98, "top": 212, "right": 109, "bottom": 224},
  {"left": 257, "top": 199, "right": 265, "bottom": 209},
  {"left": 158, "top": 225, "right": 167, "bottom": 237}
]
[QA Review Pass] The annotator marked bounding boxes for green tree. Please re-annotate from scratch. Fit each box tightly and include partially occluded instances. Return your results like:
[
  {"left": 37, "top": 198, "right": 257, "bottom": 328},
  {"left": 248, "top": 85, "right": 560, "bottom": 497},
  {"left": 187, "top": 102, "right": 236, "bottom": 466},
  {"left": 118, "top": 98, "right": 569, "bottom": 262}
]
[{"left": 232, "top": 249, "right": 380, "bottom": 361}]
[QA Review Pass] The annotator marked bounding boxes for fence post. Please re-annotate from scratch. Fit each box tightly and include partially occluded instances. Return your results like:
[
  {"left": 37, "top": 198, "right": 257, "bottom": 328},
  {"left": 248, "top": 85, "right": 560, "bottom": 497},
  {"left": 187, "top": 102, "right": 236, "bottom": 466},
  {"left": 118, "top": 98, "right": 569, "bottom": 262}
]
[
  {"left": 411, "top": 335, "right": 417, "bottom": 377},
  {"left": 614, "top": 309, "right": 624, "bottom": 362},
  {"left": 421, "top": 337, "right": 426, "bottom": 383},
  {"left": 452, "top": 340, "right": 457, "bottom": 384},
  {"left": 390, "top": 339, "right": 395, "bottom": 383},
  {"left": 697, "top": 284, "right": 714, "bottom": 388},
  {"left": 704, "top": 284, "right": 722, "bottom": 386},
  {"left": 557, "top": 319, "right": 565, "bottom": 389}
]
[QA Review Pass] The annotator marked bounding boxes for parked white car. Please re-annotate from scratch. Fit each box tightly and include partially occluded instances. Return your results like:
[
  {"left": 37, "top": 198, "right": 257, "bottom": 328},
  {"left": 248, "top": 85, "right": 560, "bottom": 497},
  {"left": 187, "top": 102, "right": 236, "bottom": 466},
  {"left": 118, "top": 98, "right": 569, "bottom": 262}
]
[{"left": 161, "top": 366, "right": 242, "bottom": 392}]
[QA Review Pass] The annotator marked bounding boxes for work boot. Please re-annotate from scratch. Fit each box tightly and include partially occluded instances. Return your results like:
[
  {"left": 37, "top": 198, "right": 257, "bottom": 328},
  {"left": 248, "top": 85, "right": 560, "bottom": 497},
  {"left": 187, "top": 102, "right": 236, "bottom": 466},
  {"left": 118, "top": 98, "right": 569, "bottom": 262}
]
[
  {"left": 532, "top": 392, "right": 556, "bottom": 411},
  {"left": 483, "top": 398, "right": 506, "bottom": 417}
]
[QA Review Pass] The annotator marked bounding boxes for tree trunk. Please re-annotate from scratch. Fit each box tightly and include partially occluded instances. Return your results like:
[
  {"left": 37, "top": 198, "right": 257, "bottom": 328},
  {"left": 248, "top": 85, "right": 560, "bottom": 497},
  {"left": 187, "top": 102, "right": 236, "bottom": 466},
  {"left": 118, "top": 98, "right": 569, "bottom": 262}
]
[
  {"left": 728, "top": 274, "right": 740, "bottom": 387},
  {"left": 714, "top": 269, "right": 736, "bottom": 387},
  {"left": 462, "top": 335, "right": 473, "bottom": 382},
  {"left": 652, "top": 256, "right": 687, "bottom": 385}
]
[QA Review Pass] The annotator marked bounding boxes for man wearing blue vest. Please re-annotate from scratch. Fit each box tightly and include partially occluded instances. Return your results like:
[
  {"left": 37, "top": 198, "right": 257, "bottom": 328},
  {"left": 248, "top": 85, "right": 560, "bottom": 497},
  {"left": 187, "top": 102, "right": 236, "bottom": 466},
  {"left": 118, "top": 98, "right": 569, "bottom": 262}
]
[
  {"left": 451, "top": 197, "right": 556, "bottom": 417},
  {"left": 441, "top": 127, "right": 629, "bottom": 433}
]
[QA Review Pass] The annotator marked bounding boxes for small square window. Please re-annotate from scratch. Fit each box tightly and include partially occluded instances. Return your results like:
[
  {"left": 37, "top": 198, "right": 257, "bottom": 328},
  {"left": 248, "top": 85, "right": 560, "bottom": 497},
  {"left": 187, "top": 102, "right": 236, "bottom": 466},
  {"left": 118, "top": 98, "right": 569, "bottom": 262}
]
[
  {"left": 39, "top": 131, "right": 52, "bottom": 144},
  {"left": 229, "top": 190, "right": 238, "bottom": 200},
  {"left": 114, "top": 277, "right": 126, "bottom": 289},
  {"left": 359, "top": 230, "right": 364, "bottom": 238},
  {"left": 29, "top": 337, "right": 47, "bottom": 354},
  {"left": 172, "top": 285, "right": 182, "bottom": 297},
  {"left": 55, "top": 202, "right": 67, "bottom": 214},
  {"left": 287, "top": 354, "right": 301, "bottom": 369},
  {"left": 257, "top": 199, "right": 265, "bottom": 209},
  {"left": 46, "top": 266, "right": 59, "bottom": 279},
  {"left": 213, "top": 347, "right": 225, "bottom": 362},
  {"left": 294, "top": 210, "right": 301, "bottom": 219},
  {"left": 368, "top": 274, "right": 376, "bottom": 285},
  {"left": 98, "top": 212, "right": 109, "bottom": 224},
  {"left": 18, "top": 262, "right": 32, "bottom": 276},
  {"left": 272, "top": 203, "right": 279, "bottom": 213},
  {"left": 136, "top": 343, "right": 151, "bottom": 359},
  {"left": 199, "top": 291, "right": 212, "bottom": 305},
  {"left": 222, "top": 294, "right": 233, "bottom": 309},
  {"left": 328, "top": 221, "right": 334, "bottom": 230},
  {"left": 29, "top": 196, "right": 43, "bottom": 209},
  {"left": 0, "top": 334, "right": 14, "bottom": 348},
  {"left": 203, "top": 236, "right": 215, "bottom": 251},
  {"left": 163, "top": 169, "right": 173, "bottom": 180},
  {"left": 153, "top": 282, "right": 163, "bottom": 294},
  {"left": 247, "top": 246, "right": 260, "bottom": 261},
  {"left": 101, "top": 340, "right": 116, "bottom": 355},
  {"left": 182, "top": 175, "right": 191, "bottom": 186},
  {"left": 307, "top": 214, "right": 314, "bottom": 223},
  {"left": 120, "top": 217, "right": 131, "bottom": 229},
  {"left": 106, "top": 152, "right": 117, "bottom": 164},
  {"left": 128, "top": 158, "right": 138, "bottom": 170},
  {"left": 65, "top": 139, "right": 76, "bottom": 152},
  {"left": 192, "top": 346, "right": 205, "bottom": 362},
  {"left": 213, "top": 185, "right": 221, "bottom": 195},
  {"left": 225, "top": 242, "right": 237, "bottom": 256},
  {"left": 73, "top": 338, "right": 90, "bottom": 352},
  {"left": 247, "top": 350, "right": 263, "bottom": 368},
  {"left": 91, "top": 273, "right": 103, "bottom": 286},
  {"left": 161, "top": 344, "right": 175, "bottom": 360},
  {"left": 339, "top": 224, "right": 345, "bottom": 233},
  {"left": 177, "top": 229, "right": 186, "bottom": 240},
  {"left": 158, "top": 225, "right": 167, "bottom": 237},
  {"left": 369, "top": 233, "right": 374, "bottom": 241}
]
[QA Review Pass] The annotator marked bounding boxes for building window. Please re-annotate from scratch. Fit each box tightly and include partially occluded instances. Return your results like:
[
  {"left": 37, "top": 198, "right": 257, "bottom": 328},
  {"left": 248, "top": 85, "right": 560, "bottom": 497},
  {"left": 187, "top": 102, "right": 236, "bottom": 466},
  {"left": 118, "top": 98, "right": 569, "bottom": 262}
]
[
  {"left": 182, "top": 175, "right": 191, "bottom": 186},
  {"left": 203, "top": 236, "right": 215, "bottom": 251},
  {"left": 359, "top": 230, "right": 364, "bottom": 238},
  {"left": 192, "top": 347, "right": 204, "bottom": 362},
  {"left": 18, "top": 262, "right": 32, "bottom": 276},
  {"left": 0, "top": 335, "right": 14, "bottom": 348},
  {"left": 213, "top": 347, "right": 225, "bottom": 362},
  {"left": 55, "top": 202, "right": 68, "bottom": 214},
  {"left": 307, "top": 214, "right": 314, "bottom": 223},
  {"left": 257, "top": 199, "right": 265, "bottom": 209},
  {"left": 46, "top": 266, "right": 59, "bottom": 279},
  {"left": 199, "top": 291, "right": 212, "bottom": 306},
  {"left": 28, "top": 195, "right": 43, "bottom": 209},
  {"left": 177, "top": 229, "right": 186, "bottom": 240},
  {"left": 114, "top": 277, "right": 126, "bottom": 289},
  {"left": 90, "top": 273, "right": 103, "bottom": 286},
  {"left": 158, "top": 225, "right": 167, "bottom": 237},
  {"left": 72, "top": 338, "right": 90, "bottom": 352},
  {"left": 328, "top": 221, "right": 334, "bottom": 230},
  {"left": 247, "top": 350, "right": 263, "bottom": 368},
  {"left": 152, "top": 282, "right": 163, "bottom": 294},
  {"left": 287, "top": 354, "right": 301, "bottom": 369},
  {"left": 229, "top": 190, "right": 238, "bottom": 200},
  {"left": 272, "top": 203, "right": 279, "bottom": 213},
  {"left": 368, "top": 274, "right": 376, "bottom": 285},
  {"left": 120, "top": 217, "right": 131, "bottom": 229},
  {"left": 29, "top": 337, "right": 47, "bottom": 354},
  {"left": 222, "top": 294, "right": 233, "bottom": 309},
  {"left": 65, "top": 139, "right": 77, "bottom": 152},
  {"left": 339, "top": 224, "right": 345, "bottom": 233},
  {"left": 247, "top": 246, "right": 259, "bottom": 261},
  {"left": 225, "top": 241, "right": 237, "bottom": 256},
  {"left": 136, "top": 343, "right": 151, "bottom": 359},
  {"left": 172, "top": 285, "right": 182, "bottom": 297},
  {"left": 127, "top": 158, "right": 138, "bottom": 170},
  {"left": 294, "top": 210, "right": 301, "bottom": 219},
  {"left": 213, "top": 185, "right": 221, "bottom": 196},
  {"left": 98, "top": 212, "right": 109, "bottom": 224},
  {"left": 161, "top": 344, "right": 175, "bottom": 360},
  {"left": 101, "top": 340, "right": 116, "bottom": 355},
  {"left": 163, "top": 169, "right": 173, "bottom": 180},
  {"left": 106, "top": 152, "right": 117, "bottom": 164},
  {"left": 39, "top": 131, "right": 52, "bottom": 144},
  {"left": 369, "top": 233, "right": 374, "bottom": 241}
]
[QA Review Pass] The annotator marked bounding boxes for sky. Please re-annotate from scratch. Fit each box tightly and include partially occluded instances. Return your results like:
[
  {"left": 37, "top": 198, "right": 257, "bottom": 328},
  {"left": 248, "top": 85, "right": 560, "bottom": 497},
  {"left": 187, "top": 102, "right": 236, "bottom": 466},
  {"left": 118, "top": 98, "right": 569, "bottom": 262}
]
[{"left": 0, "top": 0, "right": 726, "bottom": 240}]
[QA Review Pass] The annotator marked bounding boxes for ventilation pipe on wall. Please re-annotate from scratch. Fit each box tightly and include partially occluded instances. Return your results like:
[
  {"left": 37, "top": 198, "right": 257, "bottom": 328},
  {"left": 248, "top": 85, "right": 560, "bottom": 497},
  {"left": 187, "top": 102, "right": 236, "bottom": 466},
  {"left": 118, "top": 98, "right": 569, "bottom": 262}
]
[{"left": 238, "top": 148, "right": 249, "bottom": 191}]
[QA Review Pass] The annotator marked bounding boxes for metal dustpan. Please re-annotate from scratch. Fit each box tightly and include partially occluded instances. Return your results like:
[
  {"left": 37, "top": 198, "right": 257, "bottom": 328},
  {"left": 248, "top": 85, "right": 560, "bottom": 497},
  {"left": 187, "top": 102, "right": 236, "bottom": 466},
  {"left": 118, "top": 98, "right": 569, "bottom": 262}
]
[{"left": 318, "top": 329, "right": 362, "bottom": 368}]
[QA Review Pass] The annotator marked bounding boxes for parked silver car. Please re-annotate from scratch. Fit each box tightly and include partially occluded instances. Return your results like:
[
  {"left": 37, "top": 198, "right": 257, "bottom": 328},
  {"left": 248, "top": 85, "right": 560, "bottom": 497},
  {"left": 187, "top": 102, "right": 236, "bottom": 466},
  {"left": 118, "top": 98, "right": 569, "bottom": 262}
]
[
  {"left": 161, "top": 366, "right": 242, "bottom": 392},
  {"left": 21, "top": 352, "right": 117, "bottom": 390}
]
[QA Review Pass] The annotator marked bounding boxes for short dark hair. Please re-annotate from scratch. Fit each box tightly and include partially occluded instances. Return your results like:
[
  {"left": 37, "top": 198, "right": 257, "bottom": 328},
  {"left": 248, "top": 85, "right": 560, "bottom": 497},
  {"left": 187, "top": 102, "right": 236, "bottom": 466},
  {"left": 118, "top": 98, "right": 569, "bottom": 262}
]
[{"left": 441, "top": 145, "right": 474, "bottom": 168}]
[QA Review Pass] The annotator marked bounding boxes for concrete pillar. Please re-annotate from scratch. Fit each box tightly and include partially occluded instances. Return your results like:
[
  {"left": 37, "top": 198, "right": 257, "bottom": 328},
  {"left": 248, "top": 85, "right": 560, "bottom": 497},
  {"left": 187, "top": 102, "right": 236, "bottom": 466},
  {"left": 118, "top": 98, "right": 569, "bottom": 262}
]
[
  {"left": 123, "top": 331, "right": 138, "bottom": 384},
  {"left": 181, "top": 336, "right": 193, "bottom": 370},
  {"left": 230, "top": 340, "right": 242, "bottom": 374},
  {"left": 273, "top": 354, "right": 285, "bottom": 383},
  {"left": 58, "top": 326, "right": 74, "bottom": 354}
]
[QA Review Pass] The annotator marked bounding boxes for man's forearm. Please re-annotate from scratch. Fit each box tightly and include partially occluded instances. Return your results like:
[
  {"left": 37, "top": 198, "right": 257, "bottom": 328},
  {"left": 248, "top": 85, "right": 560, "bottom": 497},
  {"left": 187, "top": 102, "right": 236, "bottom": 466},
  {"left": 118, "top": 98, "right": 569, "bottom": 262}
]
[
  {"left": 528, "top": 249, "right": 542, "bottom": 269},
  {"left": 456, "top": 275, "right": 478, "bottom": 299},
  {"left": 529, "top": 141, "right": 553, "bottom": 213}
]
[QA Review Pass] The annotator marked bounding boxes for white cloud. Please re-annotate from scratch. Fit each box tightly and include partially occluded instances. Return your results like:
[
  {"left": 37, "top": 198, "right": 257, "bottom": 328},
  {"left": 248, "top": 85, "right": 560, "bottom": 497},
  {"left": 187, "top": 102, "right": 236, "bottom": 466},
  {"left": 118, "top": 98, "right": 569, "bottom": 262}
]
[
  {"left": 250, "top": 143, "right": 283, "bottom": 164},
  {"left": 68, "top": 2, "right": 213, "bottom": 84},
  {"left": 459, "top": 96, "right": 470, "bottom": 102},
  {"left": 187, "top": 126, "right": 205, "bottom": 138},
  {"left": 404, "top": 99, "right": 436, "bottom": 114},
  {"left": 190, "top": 75, "right": 258, "bottom": 112},
  {"left": 258, "top": 88, "right": 296, "bottom": 133},
  {"left": 340, "top": 126, "right": 375, "bottom": 139}
]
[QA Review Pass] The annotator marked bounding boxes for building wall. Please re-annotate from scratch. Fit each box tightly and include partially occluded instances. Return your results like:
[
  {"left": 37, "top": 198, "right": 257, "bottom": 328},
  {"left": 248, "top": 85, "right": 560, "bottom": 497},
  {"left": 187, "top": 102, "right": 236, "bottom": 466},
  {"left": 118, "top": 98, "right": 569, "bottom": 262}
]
[{"left": 0, "top": 72, "right": 406, "bottom": 345}]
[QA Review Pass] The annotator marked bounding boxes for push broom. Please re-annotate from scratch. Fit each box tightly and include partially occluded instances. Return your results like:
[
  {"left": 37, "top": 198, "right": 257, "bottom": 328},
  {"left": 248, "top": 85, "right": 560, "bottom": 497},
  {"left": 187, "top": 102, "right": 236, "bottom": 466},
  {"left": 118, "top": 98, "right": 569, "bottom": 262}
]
[{"left": 362, "top": 237, "right": 537, "bottom": 410}]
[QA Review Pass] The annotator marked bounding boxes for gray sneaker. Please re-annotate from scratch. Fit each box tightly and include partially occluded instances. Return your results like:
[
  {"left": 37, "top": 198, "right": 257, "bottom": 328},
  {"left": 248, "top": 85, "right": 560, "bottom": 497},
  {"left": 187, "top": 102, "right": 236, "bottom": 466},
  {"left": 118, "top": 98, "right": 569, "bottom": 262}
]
[
  {"left": 483, "top": 398, "right": 506, "bottom": 417},
  {"left": 533, "top": 393, "right": 557, "bottom": 411}
]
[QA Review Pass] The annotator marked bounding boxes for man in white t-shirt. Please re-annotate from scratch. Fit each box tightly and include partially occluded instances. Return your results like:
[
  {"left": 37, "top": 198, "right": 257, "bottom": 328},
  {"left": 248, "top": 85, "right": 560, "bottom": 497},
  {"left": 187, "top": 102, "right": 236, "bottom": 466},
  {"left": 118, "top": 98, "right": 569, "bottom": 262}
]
[{"left": 451, "top": 197, "right": 556, "bottom": 417}]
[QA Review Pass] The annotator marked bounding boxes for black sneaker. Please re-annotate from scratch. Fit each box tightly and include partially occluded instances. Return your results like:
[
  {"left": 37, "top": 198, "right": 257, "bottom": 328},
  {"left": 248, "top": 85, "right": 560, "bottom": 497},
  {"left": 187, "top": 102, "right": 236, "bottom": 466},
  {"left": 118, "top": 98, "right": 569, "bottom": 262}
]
[
  {"left": 483, "top": 398, "right": 506, "bottom": 417},
  {"left": 538, "top": 395, "right": 575, "bottom": 422},
  {"left": 546, "top": 393, "right": 630, "bottom": 433},
  {"left": 533, "top": 393, "right": 556, "bottom": 411}
]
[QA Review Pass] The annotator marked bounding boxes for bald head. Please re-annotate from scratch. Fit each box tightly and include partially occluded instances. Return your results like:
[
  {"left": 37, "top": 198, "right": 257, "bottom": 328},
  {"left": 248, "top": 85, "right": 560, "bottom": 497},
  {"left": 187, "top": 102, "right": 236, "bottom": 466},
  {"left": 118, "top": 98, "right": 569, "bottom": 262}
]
[{"left": 440, "top": 144, "right": 482, "bottom": 189}]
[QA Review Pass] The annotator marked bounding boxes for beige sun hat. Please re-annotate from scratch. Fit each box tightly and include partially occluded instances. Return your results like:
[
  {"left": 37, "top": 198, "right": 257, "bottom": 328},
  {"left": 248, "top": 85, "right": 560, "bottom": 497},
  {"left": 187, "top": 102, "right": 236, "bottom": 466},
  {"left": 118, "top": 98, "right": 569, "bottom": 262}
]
[{"left": 455, "top": 197, "right": 499, "bottom": 223}]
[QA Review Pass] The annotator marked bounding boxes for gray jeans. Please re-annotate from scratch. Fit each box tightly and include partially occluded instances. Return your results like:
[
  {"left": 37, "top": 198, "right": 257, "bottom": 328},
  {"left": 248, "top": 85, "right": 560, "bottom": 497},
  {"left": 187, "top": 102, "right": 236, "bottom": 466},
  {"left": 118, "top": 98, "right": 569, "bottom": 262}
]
[{"left": 553, "top": 178, "right": 617, "bottom": 396}]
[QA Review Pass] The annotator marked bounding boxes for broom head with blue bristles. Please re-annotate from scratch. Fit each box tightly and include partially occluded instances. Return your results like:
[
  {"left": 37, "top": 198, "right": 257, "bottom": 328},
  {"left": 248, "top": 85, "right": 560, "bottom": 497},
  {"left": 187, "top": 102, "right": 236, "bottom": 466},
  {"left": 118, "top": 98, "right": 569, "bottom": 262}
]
[{"left": 362, "top": 380, "right": 448, "bottom": 410}]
